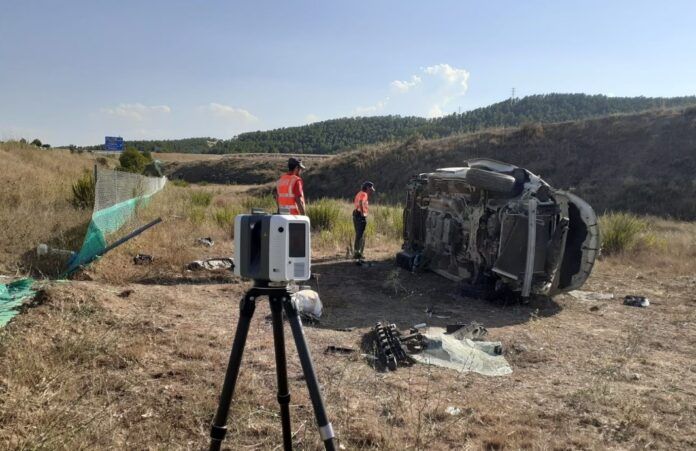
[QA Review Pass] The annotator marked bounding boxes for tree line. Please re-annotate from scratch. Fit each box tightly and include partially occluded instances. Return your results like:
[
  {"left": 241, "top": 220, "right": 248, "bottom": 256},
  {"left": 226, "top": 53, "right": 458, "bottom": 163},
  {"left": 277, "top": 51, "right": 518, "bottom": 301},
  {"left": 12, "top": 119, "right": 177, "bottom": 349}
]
[{"left": 84, "top": 93, "right": 696, "bottom": 155}]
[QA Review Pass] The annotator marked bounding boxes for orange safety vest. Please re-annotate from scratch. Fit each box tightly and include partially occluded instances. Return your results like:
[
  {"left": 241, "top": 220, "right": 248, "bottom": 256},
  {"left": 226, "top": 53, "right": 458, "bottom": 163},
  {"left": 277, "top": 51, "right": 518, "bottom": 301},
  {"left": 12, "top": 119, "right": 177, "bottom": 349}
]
[
  {"left": 277, "top": 173, "right": 301, "bottom": 214},
  {"left": 354, "top": 191, "right": 369, "bottom": 215}
]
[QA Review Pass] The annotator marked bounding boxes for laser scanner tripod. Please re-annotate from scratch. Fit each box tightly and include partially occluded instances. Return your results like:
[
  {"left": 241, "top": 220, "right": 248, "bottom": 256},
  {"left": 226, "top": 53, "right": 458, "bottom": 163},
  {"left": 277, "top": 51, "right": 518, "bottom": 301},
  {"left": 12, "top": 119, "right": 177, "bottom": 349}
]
[{"left": 209, "top": 281, "right": 336, "bottom": 451}]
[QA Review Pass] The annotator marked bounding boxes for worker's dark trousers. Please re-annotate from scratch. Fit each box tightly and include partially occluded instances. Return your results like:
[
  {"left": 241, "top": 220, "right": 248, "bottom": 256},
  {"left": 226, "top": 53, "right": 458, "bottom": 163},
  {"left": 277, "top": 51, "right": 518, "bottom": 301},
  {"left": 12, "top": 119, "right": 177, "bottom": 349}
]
[{"left": 353, "top": 210, "right": 367, "bottom": 258}]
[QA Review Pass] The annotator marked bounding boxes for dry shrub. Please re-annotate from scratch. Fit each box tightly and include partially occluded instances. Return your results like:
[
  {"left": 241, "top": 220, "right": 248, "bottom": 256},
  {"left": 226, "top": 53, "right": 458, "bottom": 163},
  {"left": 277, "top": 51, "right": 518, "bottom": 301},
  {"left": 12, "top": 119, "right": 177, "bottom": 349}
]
[
  {"left": 0, "top": 142, "right": 94, "bottom": 273},
  {"left": 70, "top": 171, "right": 95, "bottom": 209},
  {"left": 600, "top": 212, "right": 648, "bottom": 254}
]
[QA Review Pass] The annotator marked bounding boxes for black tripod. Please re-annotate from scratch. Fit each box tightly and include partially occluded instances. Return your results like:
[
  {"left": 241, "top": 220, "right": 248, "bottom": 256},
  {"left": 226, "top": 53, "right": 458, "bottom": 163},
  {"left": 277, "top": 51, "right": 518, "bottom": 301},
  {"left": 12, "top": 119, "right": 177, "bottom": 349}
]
[{"left": 209, "top": 281, "right": 336, "bottom": 451}]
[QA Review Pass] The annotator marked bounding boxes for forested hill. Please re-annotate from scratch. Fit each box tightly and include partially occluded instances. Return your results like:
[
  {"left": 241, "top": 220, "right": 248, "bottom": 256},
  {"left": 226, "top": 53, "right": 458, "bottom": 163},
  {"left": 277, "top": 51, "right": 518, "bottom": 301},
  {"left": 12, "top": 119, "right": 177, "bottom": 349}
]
[{"left": 108, "top": 93, "right": 696, "bottom": 154}]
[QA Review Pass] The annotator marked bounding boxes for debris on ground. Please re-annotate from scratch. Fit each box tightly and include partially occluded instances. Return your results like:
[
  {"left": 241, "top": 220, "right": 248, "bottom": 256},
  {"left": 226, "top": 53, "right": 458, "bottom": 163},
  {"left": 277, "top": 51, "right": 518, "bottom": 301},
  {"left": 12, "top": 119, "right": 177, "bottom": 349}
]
[
  {"left": 335, "top": 326, "right": 356, "bottom": 332},
  {"left": 324, "top": 345, "right": 356, "bottom": 355},
  {"left": 569, "top": 290, "right": 615, "bottom": 302},
  {"left": 408, "top": 326, "right": 512, "bottom": 376},
  {"left": 292, "top": 289, "right": 323, "bottom": 320},
  {"left": 624, "top": 295, "right": 650, "bottom": 308},
  {"left": 195, "top": 237, "right": 214, "bottom": 247},
  {"left": 446, "top": 322, "right": 488, "bottom": 341},
  {"left": 445, "top": 406, "right": 462, "bottom": 416},
  {"left": 118, "top": 289, "right": 134, "bottom": 298},
  {"left": 133, "top": 254, "right": 154, "bottom": 265},
  {"left": 186, "top": 257, "right": 234, "bottom": 271},
  {"left": 367, "top": 322, "right": 419, "bottom": 371}
]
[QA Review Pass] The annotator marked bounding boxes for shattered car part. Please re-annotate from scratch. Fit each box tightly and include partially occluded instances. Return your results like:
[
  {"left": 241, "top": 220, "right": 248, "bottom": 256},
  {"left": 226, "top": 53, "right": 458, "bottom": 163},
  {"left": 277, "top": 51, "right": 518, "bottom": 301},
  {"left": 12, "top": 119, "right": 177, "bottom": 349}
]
[
  {"left": 624, "top": 295, "right": 650, "bottom": 307},
  {"left": 186, "top": 257, "right": 234, "bottom": 271},
  {"left": 372, "top": 322, "right": 414, "bottom": 371},
  {"left": 133, "top": 254, "right": 154, "bottom": 265},
  {"left": 398, "top": 158, "right": 599, "bottom": 297}
]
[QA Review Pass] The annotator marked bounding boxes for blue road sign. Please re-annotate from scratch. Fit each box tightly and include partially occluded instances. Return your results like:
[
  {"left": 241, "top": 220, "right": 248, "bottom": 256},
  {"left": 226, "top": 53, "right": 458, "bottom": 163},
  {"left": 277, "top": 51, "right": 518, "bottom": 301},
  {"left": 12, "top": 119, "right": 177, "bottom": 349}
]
[{"left": 105, "top": 136, "right": 124, "bottom": 151}]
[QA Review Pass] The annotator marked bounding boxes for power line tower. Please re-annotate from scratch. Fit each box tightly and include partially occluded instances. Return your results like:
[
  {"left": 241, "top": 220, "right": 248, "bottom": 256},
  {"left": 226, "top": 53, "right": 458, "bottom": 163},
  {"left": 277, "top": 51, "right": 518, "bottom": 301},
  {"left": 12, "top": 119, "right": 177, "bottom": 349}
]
[{"left": 510, "top": 87, "right": 516, "bottom": 105}]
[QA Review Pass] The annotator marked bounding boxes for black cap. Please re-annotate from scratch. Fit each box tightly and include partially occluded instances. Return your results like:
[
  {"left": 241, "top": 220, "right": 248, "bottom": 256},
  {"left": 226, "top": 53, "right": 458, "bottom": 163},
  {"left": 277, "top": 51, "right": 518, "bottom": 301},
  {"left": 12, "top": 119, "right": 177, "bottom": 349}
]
[
  {"left": 288, "top": 157, "right": 306, "bottom": 170},
  {"left": 362, "top": 181, "right": 375, "bottom": 191}
]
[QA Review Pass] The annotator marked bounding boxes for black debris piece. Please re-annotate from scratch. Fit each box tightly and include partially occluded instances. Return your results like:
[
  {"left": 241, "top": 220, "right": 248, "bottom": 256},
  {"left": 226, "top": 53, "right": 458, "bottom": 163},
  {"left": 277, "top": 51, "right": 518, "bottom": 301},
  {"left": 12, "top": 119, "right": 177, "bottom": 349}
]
[
  {"left": 133, "top": 254, "right": 153, "bottom": 265},
  {"left": 118, "top": 289, "right": 134, "bottom": 298},
  {"left": 324, "top": 345, "right": 356, "bottom": 355},
  {"left": 624, "top": 295, "right": 650, "bottom": 308}
]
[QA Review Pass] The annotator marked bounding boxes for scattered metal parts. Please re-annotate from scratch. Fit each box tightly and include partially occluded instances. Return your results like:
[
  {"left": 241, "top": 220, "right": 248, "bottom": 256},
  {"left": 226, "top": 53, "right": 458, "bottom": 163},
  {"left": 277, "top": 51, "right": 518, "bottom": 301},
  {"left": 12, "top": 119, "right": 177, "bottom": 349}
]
[
  {"left": 569, "top": 290, "right": 615, "bottom": 302},
  {"left": 335, "top": 327, "right": 356, "bottom": 332},
  {"left": 446, "top": 322, "right": 488, "bottom": 341},
  {"left": 186, "top": 257, "right": 234, "bottom": 271},
  {"left": 624, "top": 295, "right": 650, "bottom": 308},
  {"left": 373, "top": 322, "right": 416, "bottom": 371},
  {"left": 196, "top": 237, "right": 215, "bottom": 247},
  {"left": 324, "top": 345, "right": 356, "bottom": 355},
  {"left": 133, "top": 254, "right": 154, "bottom": 265}
]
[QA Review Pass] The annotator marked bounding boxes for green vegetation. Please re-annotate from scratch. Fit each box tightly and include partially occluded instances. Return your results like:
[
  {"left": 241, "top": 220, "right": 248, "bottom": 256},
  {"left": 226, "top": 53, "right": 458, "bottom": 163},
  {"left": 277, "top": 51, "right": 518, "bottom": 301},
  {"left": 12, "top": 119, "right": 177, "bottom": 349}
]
[
  {"left": 213, "top": 206, "right": 242, "bottom": 230},
  {"left": 306, "top": 199, "right": 341, "bottom": 231},
  {"left": 189, "top": 191, "right": 213, "bottom": 207},
  {"left": 241, "top": 194, "right": 276, "bottom": 213},
  {"left": 88, "top": 94, "right": 696, "bottom": 155},
  {"left": 70, "top": 171, "right": 95, "bottom": 210},
  {"left": 170, "top": 179, "right": 190, "bottom": 187},
  {"left": 600, "top": 212, "right": 648, "bottom": 254},
  {"left": 118, "top": 147, "right": 153, "bottom": 173}
]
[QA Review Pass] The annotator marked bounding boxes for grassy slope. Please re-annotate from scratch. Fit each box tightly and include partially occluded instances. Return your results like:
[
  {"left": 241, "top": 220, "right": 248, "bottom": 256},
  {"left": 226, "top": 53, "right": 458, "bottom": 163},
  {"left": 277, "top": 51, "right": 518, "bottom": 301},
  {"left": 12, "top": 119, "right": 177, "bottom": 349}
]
[
  {"left": 304, "top": 108, "right": 696, "bottom": 219},
  {"left": 1, "top": 139, "right": 695, "bottom": 449},
  {"left": 0, "top": 143, "right": 98, "bottom": 274}
]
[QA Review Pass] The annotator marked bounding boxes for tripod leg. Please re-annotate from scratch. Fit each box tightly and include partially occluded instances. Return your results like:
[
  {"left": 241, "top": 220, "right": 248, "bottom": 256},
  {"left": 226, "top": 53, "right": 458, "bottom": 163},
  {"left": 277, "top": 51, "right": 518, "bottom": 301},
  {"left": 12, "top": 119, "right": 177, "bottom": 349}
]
[
  {"left": 283, "top": 297, "right": 336, "bottom": 451},
  {"left": 209, "top": 294, "right": 257, "bottom": 451},
  {"left": 270, "top": 295, "right": 293, "bottom": 450}
]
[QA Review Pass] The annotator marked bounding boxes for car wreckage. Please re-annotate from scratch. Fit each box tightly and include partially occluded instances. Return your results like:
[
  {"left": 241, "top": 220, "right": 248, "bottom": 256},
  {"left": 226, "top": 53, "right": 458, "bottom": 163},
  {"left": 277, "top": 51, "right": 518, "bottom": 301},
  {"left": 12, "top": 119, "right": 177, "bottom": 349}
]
[{"left": 397, "top": 159, "right": 599, "bottom": 298}]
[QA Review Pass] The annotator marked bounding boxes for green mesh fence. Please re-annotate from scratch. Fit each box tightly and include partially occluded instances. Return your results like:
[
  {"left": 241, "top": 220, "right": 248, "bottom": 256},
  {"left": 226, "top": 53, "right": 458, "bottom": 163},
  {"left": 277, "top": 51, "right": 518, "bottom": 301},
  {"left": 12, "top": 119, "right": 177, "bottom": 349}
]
[
  {"left": 0, "top": 278, "right": 36, "bottom": 327},
  {"left": 67, "top": 167, "right": 166, "bottom": 273},
  {"left": 1, "top": 167, "right": 166, "bottom": 328}
]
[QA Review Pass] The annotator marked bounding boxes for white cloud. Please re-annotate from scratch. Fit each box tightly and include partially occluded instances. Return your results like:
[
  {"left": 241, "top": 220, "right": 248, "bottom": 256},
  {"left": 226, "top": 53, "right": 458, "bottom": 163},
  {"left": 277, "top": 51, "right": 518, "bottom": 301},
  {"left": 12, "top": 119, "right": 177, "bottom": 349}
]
[
  {"left": 305, "top": 113, "right": 320, "bottom": 124},
  {"left": 354, "top": 98, "right": 389, "bottom": 115},
  {"left": 390, "top": 75, "right": 422, "bottom": 93},
  {"left": 423, "top": 63, "right": 470, "bottom": 92},
  {"left": 427, "top": 104, "right": 445, "bottom": 118},
  {"left": 353, "top": 63, "right": 470, "bottom": 118},
  {"left": 99, "top": 103, "right": 171, "bottom": 121},
  {"left": 201, "top": 103, "right": 258, "bottom": 122}
]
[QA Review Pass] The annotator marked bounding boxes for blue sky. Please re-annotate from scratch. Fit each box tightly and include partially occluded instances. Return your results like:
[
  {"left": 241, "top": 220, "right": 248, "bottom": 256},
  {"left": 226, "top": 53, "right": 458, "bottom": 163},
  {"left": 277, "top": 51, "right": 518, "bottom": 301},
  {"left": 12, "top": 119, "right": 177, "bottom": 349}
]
[{"left": 1, "top": 0, "right": 695, "bottom": 145}]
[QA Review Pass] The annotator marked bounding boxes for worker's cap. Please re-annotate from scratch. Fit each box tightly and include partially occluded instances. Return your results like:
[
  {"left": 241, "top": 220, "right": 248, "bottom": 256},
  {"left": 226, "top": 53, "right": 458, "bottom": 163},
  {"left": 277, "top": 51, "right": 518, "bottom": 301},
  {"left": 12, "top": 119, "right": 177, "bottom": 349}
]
[
  {"left": 362, "top": 181, "right": 376, "bottom": 191},
  {"left": 288, "top": 157, "right": 306, "bottom": 170}
]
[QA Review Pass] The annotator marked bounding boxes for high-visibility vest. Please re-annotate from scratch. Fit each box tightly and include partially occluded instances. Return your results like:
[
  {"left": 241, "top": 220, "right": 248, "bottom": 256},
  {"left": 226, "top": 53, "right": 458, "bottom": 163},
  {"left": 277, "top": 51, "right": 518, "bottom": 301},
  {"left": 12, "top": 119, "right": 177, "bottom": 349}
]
[
  {"left": 354, "top": 191, "right": 368, "bottom": 215},
  {"left": 277, "top": 174, "right": 301, "bottom": 214}
]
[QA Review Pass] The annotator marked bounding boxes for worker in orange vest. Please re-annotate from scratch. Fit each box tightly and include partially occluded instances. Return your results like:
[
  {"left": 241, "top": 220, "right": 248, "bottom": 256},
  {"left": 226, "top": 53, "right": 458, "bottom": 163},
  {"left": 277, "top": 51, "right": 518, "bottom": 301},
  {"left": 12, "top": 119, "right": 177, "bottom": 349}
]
[
  {"left": 276, "top": 157, "right": 306, "bottom": 215},
  {"left": 353, "top": 181, "right": 375, "bottom": 260}
]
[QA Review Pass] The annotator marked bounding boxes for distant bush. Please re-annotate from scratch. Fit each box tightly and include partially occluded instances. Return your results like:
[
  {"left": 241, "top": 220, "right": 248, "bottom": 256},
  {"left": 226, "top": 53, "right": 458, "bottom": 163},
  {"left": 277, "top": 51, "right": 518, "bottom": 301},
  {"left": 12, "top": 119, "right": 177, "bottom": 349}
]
[
  {"left": 30, "top": 139, "right": 42, "bottom": 147},
  {"left": 71, "top": 171, "right": 95, "bottom": 209},
  {"left": 171, "top": 179, "right": 190, "bottom": 187},
  {"left": 307, "top": 198, "right": 341, "bottom": 230},
  {"left": 189, "top": 191, "right": 213, "bottom": 207},
  {"left": 519, "top": 122, "right": 544, "bottom": 140},
  {"left": 241, "top": 194, "right": 277, "bottom": 213},
  {"left": 213, "top": 206, "right": 243, "bottom": 231},
  {"left": 600, "top": 212, "right": 647, "bottom": 254},
  {"left": 119, "top": 147, "right": 152, "bottom": 173}
]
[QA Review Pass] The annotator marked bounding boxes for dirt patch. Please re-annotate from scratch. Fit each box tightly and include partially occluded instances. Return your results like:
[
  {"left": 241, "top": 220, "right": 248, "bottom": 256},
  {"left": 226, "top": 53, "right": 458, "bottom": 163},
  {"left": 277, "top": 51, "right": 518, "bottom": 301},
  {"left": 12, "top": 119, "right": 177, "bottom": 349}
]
[{"left": 1, "top": 254, "right": 694, "bottom": 449}]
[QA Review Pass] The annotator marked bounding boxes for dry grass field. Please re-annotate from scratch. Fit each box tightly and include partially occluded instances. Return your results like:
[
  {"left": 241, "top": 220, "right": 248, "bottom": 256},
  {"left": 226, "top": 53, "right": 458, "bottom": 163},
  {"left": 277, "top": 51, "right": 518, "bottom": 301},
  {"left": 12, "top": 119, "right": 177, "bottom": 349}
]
[{"left": 1, "top": 141, "right": 695, "bottom": 450}]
